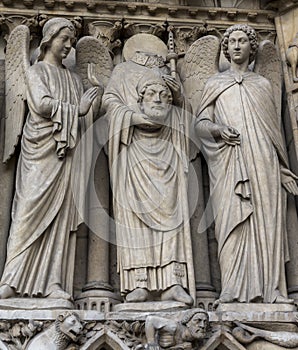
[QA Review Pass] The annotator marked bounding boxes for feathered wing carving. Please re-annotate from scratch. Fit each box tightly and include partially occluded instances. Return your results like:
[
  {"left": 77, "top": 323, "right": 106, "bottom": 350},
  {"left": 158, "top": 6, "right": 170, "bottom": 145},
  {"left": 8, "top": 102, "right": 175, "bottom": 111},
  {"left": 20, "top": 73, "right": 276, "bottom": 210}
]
[
  {"left": 179, "top": 35, "right": 220, "bottom": 115},
  {"left": 254, "top": 40, "right": 283, "bottom": 122},
  {"left": 75, "top": 36, "right": 113, "bottom": 90},
  {"left": 3, "top": 25, "right": 30, "bottom": 163}
]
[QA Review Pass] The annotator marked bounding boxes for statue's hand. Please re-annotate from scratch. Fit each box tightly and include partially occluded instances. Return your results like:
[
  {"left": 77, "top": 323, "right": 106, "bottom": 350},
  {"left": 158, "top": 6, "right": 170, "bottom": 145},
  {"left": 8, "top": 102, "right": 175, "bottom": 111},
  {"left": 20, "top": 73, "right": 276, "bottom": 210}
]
[
  {"left": 79, "top": 87, "right": 99, "bottom": 116},
  {"left": 219, "top": 125, "right": 240, "bottom": 146},
  {"left": 131, "top": 113, "right": 155, "bottom": 127},
  {"left": 88, "top": 63, "right": 104, "bottom": 90},
  {"left": 162, "top": 75, "right": 183, "bottom": 105},
  {"left": 144, "top": 342, "right": 160, "bottom": 350},
  {"left": 163, "top": 75, "right": 180, "bottom": 93},
  {"left": 281, "top": 168, "right": 298, "bottom": 195}
]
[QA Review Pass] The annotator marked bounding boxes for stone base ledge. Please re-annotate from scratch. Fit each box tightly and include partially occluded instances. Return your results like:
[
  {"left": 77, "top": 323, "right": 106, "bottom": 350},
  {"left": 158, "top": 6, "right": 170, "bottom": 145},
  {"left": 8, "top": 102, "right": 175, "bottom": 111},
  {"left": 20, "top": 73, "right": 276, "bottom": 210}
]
[
  {"left": 0, "top": 298, "right": 74, "bottom": 311},
  {"left": 0, "top": 304, "right": 296, "bottom": 324},
  {"left": 113, "top": 300, "right": 188, "bottom": 313},
  {"left": 210, "top": 303, "right": 298, "bottom": 323},
  {"left": 216, "top": 303, "right": 296, "bottom": 313}
]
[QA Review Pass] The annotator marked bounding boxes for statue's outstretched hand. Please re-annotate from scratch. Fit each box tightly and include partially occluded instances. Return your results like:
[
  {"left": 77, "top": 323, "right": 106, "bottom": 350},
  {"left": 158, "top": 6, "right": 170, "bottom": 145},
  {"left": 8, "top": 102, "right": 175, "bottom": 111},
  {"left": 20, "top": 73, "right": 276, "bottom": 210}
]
[
  {"left": 88, "top": 63, "right": 104, "bottom": 86},
  {"left": 79, "top": 87, "right": 99, "bottom": 116},
  {"left": 281, "top": 168, "right": 298, "bottom": 195}
]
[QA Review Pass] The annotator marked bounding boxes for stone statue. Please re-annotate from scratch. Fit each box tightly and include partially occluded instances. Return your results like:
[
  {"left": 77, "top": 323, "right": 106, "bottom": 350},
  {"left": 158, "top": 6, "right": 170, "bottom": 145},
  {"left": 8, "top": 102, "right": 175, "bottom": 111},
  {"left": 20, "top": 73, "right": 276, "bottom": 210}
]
[
  {"left": 103, "top": 42, "right": 195, "bottom": 305},
  {"left": 0, "top": 18, "right": 106, "bottom": 301},
  {"left": 27, "top": 311, "right": 83, "bottom": 349},
  {"left": 144, "top": 308, "right": 208, "bottom": 350},
  {"left": 195, "top": 24, "right": 298, "bottom": 305},
  {"left": 232, "top": 321, "right": 298, "bottom": 348},
  {"left": 286, "top": 32, "right": 298, "bottom": 83}
]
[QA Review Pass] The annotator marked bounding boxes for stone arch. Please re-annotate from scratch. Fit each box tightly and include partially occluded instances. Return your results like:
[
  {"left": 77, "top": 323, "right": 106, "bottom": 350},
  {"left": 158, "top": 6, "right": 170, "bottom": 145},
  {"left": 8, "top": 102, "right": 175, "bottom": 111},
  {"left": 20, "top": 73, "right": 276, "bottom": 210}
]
[
  {"left": 201, "top": 328, "right": 246, "bottom": 350},
  {"left": 80, "top": 329, "right": 131, "bottom": 350}
]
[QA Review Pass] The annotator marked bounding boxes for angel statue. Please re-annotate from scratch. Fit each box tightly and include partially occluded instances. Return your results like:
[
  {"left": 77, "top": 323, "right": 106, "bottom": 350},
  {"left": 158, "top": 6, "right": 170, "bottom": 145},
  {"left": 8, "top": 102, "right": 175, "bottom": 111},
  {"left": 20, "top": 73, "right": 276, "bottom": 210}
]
[
  {"left": 0, "top": 17, "right": 112, "bottom": 301},
  {"left": 193, "top": 24, "right": 298, "bottom": 305},
  {"left": 103, "top": 33, "right": 195, "bottom": 306}
]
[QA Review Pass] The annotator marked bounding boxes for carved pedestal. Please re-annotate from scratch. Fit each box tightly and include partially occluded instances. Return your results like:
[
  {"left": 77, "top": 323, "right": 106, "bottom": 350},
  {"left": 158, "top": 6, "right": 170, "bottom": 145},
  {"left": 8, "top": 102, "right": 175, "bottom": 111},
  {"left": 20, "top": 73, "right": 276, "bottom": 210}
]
[{"left": 0, "top": 306, "right": 297, "bottom": 350}]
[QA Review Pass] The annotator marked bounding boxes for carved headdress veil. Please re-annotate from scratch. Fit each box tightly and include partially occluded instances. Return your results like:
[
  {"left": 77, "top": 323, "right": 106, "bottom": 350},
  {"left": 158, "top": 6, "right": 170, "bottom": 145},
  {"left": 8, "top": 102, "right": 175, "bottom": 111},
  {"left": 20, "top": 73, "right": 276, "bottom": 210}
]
[{"left": 38, "top": 18, "right": 76, "bottom": 61}]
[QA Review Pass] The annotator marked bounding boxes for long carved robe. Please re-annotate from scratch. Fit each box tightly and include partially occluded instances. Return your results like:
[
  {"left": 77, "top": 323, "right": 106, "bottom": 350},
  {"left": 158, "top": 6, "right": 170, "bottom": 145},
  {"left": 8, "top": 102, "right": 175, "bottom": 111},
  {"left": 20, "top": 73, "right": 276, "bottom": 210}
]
[
  {"left": 1, "top": 62, "right": 91, "bottom": 297},
  {"left": 103, "top": 59, "right": 195, "bottom": 299},
  {"left": 197, "top": 70, "right": 289, "bottom": 303}
]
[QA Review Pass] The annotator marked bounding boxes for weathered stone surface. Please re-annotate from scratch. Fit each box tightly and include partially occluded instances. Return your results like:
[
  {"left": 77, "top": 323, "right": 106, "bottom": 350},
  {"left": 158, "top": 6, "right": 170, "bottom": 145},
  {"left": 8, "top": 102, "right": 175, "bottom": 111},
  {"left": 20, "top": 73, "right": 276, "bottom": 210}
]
[
  {"left": 114, "top": 301, "right": 189, "bottom": 313},
  {"left": 0, "top": 2, "right": 296, "bottom": 350},
  {"left": 196, "top": 24, "right": 297, "bottom": 306}
]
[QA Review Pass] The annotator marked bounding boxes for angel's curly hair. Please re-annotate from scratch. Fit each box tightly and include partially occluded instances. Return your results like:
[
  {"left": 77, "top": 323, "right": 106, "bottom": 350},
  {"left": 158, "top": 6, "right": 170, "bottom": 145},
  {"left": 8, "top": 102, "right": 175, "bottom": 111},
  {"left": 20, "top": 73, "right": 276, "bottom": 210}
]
[{"left": 221, "top": 24, "right": 259, "bottom": 64}]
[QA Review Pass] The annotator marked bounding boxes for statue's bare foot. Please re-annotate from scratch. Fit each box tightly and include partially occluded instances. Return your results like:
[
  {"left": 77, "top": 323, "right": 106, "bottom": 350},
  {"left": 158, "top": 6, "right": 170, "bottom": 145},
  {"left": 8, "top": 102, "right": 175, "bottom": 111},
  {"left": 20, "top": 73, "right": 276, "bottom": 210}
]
[
  {"left": 0, "top": 284, "right": 16, "bottom": 299},
  {"left": 161, "top": 285, "right": 193, "bottom": 306},
  {"left": 213, "top": 294, "right": 233, "bottom": 309},
  {"left": 126, "top": 288, "right": 149, "bottom": 302},
  {"left": 275, "top": 295, "right": 294, "bottom": 304},
  {"left": 48, "top": 288, "right": 72, "bottom": 301}
]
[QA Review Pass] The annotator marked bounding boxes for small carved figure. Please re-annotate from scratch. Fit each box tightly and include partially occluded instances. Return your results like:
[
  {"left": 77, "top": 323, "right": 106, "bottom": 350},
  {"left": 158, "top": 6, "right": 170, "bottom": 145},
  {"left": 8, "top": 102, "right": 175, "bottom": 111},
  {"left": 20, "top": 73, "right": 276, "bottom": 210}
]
[
  {"left": 286, "top": 32, "right": 298, "bottom": 83},
  {"left": 144, "top": 308, "right": 208, "bottom": 350},
  {"left": 27, "top": 311, "right": 83, "bottom": 350},
  {"left": 195, "top": 24, "right": 298, "bottom": 305},
  {"left": 233, "top": 321, "right": 298, "bottom": 348},
  {"left": 0, "top": 18, "right": 108, "bottom": 300},
  {"left": 103, "top": 44, "right": 195, "bottom": 304}
]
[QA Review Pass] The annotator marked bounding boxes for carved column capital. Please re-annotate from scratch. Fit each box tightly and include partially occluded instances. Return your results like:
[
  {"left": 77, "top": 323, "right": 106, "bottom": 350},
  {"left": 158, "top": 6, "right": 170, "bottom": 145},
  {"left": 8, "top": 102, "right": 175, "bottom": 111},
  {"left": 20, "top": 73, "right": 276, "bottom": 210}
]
[
  {"left": 0, "top": 14, "right": 48, "bottom": 44},
  {"left": 122, "top": 21, "right": 167, "bottom": 39},
  {"left": 264, "top": 0, "right": 298, "bottom": 13},
  {"left": 87, "top": 20, "right": 123, "bottom": 53},
  {"left": 169, "top": 24, "right": 220, "bottom": 54}
]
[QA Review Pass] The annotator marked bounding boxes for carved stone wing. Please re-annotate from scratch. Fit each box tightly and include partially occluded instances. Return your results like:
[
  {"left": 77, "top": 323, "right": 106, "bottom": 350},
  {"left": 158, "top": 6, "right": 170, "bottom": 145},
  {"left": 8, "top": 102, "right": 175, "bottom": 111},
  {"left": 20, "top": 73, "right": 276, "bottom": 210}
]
[
  {"left": 3, "top": 25, "right": 30, "bottom": 163},
  {"left": 75, "top": 36, "right": 113, "bottom": 90},
  {"left": 179, "top": 35, "right": 220, "bottom": 114},
  {"left": 254, "top": 40, "right": 282, "bottom": 121}
]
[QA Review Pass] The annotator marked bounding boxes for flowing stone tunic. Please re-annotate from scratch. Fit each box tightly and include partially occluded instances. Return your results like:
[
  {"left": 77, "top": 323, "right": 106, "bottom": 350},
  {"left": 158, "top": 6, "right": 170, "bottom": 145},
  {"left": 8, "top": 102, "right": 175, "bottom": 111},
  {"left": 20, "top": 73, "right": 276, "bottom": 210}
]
[
  {"left": 103, "top": 59, "right": 195, "bottom": 298},
  {"left": 0, "top": 62, "right": 90, "bottom": 297},
  {"left": 197, "top": 70, "right": 289, "bottom": 303}
]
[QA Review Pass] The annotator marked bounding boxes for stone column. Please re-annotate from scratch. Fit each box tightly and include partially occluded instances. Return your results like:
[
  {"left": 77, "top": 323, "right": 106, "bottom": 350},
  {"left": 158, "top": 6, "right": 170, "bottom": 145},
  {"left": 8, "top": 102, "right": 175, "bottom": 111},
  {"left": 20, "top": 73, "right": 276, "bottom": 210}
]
[
  {"left": 274, "top": 2, "right": 298, "bottom": 300},
  {"left": 75, "top": 149, "right": 121, "bottom": 312},
  {"left": 190, "top": 156, "right": 217, "bottom": 310},
  {"left": 74, "top": 20, "right": 123, "bottom": 311}
]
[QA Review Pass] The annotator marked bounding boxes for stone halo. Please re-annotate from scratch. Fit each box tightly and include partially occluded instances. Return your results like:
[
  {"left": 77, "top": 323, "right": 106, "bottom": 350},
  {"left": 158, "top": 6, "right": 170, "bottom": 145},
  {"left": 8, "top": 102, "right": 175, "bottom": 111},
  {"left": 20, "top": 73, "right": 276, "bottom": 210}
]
[{"left": 122, "top": 33, "right": 168, "bottom": 61}]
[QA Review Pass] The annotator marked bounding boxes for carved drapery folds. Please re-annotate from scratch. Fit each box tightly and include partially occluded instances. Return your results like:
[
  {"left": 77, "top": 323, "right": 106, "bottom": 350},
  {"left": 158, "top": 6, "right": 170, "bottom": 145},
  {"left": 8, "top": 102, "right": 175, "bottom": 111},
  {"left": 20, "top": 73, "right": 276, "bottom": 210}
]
[{"left": 0, "top": 2, "right": 297, "bottom": 350}]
